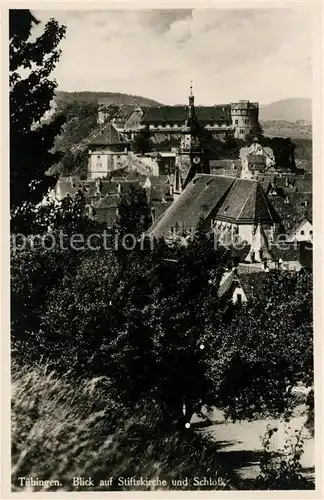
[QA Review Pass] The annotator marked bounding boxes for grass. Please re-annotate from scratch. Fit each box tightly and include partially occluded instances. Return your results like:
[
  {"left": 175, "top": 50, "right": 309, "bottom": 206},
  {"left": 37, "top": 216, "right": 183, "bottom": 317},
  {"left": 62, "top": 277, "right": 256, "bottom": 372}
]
[
  {"left": 11, "top": 361, "right": 314, "bottom": 492},
  {"left": 11, "top": 361, "right": 240, "bottom": 492}
]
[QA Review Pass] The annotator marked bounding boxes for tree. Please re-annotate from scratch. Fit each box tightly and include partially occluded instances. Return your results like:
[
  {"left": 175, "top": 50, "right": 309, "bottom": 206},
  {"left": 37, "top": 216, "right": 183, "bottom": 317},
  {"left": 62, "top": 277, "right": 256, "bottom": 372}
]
[
  {"left": 132, "top": 126, "right": 153, "bottom": 155},
  {"left": 10, "top": 10, "right": 66, "bottom": 227},
  {"left": 115, "top": 184, "right": 152, "bottom": 238},
  {"left": 204, "top": 269, "right": 313, "bottom": 420}
]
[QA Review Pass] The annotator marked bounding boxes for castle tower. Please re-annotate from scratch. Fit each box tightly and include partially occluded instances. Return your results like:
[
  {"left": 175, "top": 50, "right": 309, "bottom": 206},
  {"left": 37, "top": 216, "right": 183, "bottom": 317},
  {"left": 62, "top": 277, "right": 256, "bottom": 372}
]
[{"left": 230, "top": 100, "right": 259, "bottom": 139}]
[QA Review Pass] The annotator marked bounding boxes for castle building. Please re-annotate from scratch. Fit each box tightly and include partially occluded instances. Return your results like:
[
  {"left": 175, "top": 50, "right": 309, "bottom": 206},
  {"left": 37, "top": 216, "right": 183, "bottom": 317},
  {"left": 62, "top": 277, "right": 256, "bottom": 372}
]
[
  {"left": 87, "top": 123, "right": 130, "bottom": 180},
  {"left": 97, "top": 98, "right": 260, "bottom": 141}
]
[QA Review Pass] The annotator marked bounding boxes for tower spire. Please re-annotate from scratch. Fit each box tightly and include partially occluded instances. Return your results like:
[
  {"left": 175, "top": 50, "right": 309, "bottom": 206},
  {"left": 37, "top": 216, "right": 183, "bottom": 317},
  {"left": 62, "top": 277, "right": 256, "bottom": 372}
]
[{"left": 188, "top": 80, "right": 194, "bottom": 111}]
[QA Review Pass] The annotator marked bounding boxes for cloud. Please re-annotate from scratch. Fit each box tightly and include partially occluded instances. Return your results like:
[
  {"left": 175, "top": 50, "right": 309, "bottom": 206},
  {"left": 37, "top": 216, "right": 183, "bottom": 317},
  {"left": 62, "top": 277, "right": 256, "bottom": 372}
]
[{"left": 31, "top": 7, "right": 312, "bottom": 104}]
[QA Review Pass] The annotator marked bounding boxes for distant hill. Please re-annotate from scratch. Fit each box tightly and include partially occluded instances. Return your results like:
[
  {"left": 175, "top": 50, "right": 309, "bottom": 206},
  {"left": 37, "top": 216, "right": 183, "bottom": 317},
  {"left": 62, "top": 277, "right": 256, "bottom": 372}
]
[
  {"left": 260, "top": 120, "right": 312, "bottom": 139},
  {"left": 54, "top": 91, "right": 162, "bottom": 109},
  {"left": 260, "top": 98, "right": 311, "bottom": 123}
]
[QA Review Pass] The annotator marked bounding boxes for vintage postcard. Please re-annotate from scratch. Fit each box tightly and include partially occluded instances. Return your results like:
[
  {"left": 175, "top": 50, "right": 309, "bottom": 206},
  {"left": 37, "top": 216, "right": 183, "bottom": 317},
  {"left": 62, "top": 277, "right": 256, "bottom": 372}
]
[{"left": 2, "top": 0, "right": 323, "bottom": 497}]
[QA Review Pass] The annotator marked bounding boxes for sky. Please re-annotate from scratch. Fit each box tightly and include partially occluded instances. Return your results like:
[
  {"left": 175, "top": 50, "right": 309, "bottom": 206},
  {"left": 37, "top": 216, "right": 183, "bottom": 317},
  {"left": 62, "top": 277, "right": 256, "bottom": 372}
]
[{"left": 31, "top": 8, "right": 313, "bottom": 106}]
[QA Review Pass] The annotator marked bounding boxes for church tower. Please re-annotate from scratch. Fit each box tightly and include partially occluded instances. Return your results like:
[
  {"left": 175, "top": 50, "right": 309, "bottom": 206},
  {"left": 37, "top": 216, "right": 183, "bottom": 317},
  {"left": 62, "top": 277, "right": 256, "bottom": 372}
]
[
  {"left": 179, "top": 82, "right": 209, "bottom": 188},
  {"left": 173, "top": 159, "right": 183, "bottom": 201}
]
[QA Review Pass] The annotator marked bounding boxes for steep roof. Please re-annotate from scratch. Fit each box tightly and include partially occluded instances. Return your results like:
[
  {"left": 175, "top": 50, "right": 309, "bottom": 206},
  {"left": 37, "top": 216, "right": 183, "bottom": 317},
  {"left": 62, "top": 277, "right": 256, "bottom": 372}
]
[
  {"left": 270, "top": 192, "right": 312, "bottom": 233},
  {"left": 218, "top": 269, "right": 270, "bottom": 301},
  {"left": 149, "top": 174, "right": 234, "bottom": 236},
  {"left": 148, "top": 175, "right": 281, "bottom": 237},
  {"left": 89, "top": 123, "right": 127, "bottom": 146},
  {"left": 151, "top": 201, "right": 173, "bottom": 220},
  {"left": 142, "top": 105, "right": 232, "bottom": 125},
  {"left": 148, "top": 174, "right": 235, "bottom": 237},
  {"left": 216, "top": 179, "right": 281, "bottom": 224},
  {"left": 116, "top": 105, "right": 136, "bottom": 119},
  {"left": 218, "top": 270, "right": 237, "bottom": 298},
  {"left": 288, "top": 218, "right": 312, "bottom": 240}
]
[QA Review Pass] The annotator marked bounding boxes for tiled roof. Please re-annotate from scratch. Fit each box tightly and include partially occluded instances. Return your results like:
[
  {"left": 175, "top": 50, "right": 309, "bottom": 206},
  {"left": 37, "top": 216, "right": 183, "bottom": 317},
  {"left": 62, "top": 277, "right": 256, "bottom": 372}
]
[
  {"left": 216, "top": 179, "right": 281, "bottom": 223},
  {"left": 89, "top": 123, "right": 127, "bottom": 146},
  {"left": 247, "top": 155, "right": 266, "bottom": 166},
  {"left": 260, "top": 180, "right": 271, "bottom": 194},
  {"left": 149, "top": 175, "right": 169, "bottom": 187},
  {"left": 151, "top": 201, "right": 173, "bottom": 220},
  {"left": 56, "top": 179, "right": 79, "bottom": 199},
  {"left": 288, "top": 218, "right": 312, "bottom": 240},
  {"left": 113, "top": 105, "right": 137, "bottom": 122},
  {"left": 142, "top": 105, "right": 232, "bottom": 125},
  {"left": 218, "top": 269, "right": 270, "bottom": 301},
  {"left": 270, "top": 192, "right": 312, "bottom": 233},
  {"left": 93, "top": 194, "right": 119, "bottom": 209},
  {"left": 148, "top": 175, "right": 281, "bottom": 238},
  {"left": 126, "top": 172, "right": 146, "bottom": 181},
  {"left": 218, "top": 270, "right": 236, "bottom": 298},
  {"left": 147, "top": 185, "right": 169, "bottom": 202},
  {"left": 209, "top": 159, "right": 241, "bottom": 169},
  {"left": 294, "top": 176, "right": 312, "bottom": 193},
  {"left": 99, "top": 180, "right": 140, "bottom": 196},
  {"left": 148, "top": 174, "right": 234, "bottom": 238}
]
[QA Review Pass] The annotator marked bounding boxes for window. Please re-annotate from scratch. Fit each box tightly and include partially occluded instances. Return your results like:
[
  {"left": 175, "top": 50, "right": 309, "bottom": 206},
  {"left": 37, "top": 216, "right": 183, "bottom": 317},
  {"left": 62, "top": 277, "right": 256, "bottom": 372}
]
[
  {"left": 300, "top": 230, "right": 305, "bottom": 235},
  {"left": 235, "top": 120, "right": 238, "bottom": 124},
  {"left": 310, "top": 230, "right": 313, "bottom": 236},
  {"left": 97, "top": 155, "right": 101, "bottom": 159},
  {"left": 236, "top": 292, "right": 242, "bottom": 305}
]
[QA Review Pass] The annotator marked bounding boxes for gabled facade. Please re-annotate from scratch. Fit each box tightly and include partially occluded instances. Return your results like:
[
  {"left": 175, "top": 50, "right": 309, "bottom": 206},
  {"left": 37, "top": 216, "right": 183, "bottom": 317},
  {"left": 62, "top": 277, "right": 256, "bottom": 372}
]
[
  {"left": 240, "top": 139, "right": 276, "bottom": 180},
  {"left": 218, "top": 268, "right": 269, "bottom": 304},
  {"left": 288, "top": 218, "right": 313, "bottom": 242},
  {"left": 87, "top": 123, "right": 130, "bottom": 180}
]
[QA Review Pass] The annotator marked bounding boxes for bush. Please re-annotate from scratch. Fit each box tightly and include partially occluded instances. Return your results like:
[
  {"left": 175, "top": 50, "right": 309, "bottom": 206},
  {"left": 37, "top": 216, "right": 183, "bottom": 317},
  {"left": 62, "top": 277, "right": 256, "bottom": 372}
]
[{"left": 255, "top": 423, "right": 314, "bottom": 489}]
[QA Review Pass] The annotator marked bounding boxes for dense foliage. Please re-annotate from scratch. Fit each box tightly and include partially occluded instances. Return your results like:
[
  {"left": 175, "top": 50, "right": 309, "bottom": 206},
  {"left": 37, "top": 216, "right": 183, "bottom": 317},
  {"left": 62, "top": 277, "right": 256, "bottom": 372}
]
[
  {"left": 11, "top": 188, "right": 313, "bottom": 427},
  {"left": 10, "top": 10, "right": 66, "bottom": 225},
  {"left": 52, "top": 101, "right": 99, "bottom": 178},
  {"left": 132, "top": 126, "right": 153, "bottom": 155}
]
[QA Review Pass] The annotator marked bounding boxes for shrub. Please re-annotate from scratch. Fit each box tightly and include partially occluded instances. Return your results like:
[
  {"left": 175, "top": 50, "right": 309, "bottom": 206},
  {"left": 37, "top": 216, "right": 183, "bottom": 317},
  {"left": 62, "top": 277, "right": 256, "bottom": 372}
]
[{"left": 255, "top": 424, "right": 314, "bottom": 489}]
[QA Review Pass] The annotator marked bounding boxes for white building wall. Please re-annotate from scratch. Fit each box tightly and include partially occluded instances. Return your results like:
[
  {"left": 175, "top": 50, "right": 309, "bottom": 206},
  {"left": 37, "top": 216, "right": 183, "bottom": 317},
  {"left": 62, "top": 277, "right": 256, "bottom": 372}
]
[
  {"left": 232, "top": 286, "right": 248, "bottom": 304},
  {"left": 289, "top": 220, "right": 313, "bottom": 242}
]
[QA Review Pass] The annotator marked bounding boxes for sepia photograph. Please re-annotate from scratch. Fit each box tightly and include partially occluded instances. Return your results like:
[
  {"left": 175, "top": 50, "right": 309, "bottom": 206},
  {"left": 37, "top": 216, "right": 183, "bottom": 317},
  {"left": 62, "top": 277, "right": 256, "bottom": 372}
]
[{"left": 6, "top": 2, "right": 319, "bottom": 493}]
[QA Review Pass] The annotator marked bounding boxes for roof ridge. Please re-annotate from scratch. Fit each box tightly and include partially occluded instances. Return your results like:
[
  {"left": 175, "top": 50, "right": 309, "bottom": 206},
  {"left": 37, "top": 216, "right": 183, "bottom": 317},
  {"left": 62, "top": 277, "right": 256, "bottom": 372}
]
[
  {"left": 236, "top": 181, "right": 257, "bottom": 220},
  {"left": 257, "top": 182, "right": 276, "bottom": 220}
]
